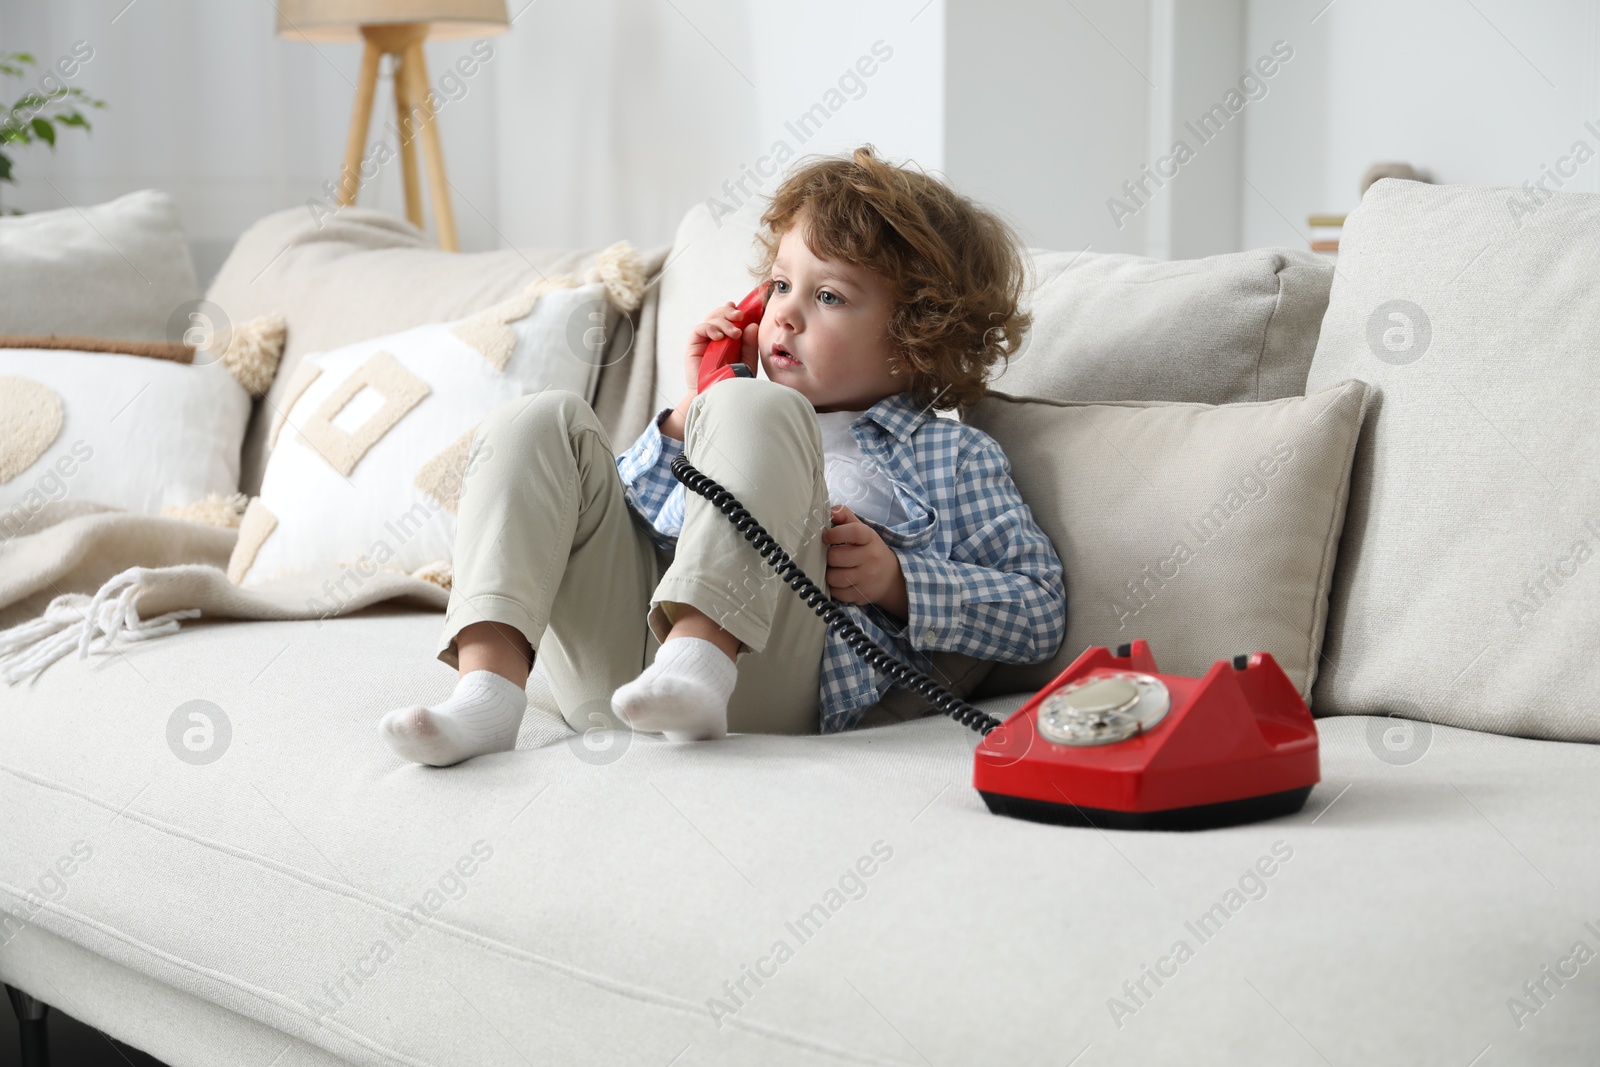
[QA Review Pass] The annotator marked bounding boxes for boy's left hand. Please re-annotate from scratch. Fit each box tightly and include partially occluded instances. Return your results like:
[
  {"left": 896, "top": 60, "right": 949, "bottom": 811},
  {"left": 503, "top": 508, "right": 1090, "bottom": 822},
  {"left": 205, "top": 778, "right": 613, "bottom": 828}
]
[{"left": 823, "top": 504, "right": 909, "bottom": 619}]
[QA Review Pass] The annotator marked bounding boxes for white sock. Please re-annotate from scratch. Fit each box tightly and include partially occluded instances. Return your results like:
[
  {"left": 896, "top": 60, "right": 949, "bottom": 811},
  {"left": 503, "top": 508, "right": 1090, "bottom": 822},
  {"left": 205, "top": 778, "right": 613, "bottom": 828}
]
[
  {"left": 379, "top": 669, "right": 528, "bottom": 767},
  {"left": 611, "top": 636, "right": 737, "bottom": 741}
]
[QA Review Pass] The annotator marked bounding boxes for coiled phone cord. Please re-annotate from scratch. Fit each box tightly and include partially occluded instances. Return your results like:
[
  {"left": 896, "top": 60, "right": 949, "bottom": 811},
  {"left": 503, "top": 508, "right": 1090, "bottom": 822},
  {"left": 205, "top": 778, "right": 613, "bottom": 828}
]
[{"left": 670, "top": 452, "right": 1004, "bottom": 736}]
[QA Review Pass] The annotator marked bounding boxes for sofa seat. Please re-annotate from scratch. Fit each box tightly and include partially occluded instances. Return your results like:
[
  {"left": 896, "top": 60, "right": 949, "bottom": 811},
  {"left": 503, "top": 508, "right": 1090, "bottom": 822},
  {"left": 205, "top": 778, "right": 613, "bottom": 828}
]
[{"left": 3, "top": 610, "right": 1596, "bottom": 1066}]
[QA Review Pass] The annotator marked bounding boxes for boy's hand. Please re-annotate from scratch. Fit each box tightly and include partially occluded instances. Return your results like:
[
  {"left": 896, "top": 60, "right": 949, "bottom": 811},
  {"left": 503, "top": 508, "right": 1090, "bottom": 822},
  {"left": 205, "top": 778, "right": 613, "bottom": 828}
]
[
  {"left": 684, "top": 301, "right": 761, "bottom": 395},
  {"left": 823, "top": 503, "right": 908, "bottom": 619},
  {"left": 663, "top": 302, "right": 761, "bottom": 439}
]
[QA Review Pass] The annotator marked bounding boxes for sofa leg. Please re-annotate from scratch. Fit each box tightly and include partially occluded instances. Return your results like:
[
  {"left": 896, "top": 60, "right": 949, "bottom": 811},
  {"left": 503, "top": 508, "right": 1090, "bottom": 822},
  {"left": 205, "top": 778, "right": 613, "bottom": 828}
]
[{"left": 5, "top": 984, "right": 50, "bottom": 1067}]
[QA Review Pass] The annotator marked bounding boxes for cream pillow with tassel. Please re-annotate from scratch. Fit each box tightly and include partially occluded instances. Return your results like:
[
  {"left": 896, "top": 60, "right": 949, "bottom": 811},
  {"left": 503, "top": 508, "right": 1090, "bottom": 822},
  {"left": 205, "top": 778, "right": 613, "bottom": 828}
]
[{"left": 227, "top": 242, "right": 644, "bottom": 590}]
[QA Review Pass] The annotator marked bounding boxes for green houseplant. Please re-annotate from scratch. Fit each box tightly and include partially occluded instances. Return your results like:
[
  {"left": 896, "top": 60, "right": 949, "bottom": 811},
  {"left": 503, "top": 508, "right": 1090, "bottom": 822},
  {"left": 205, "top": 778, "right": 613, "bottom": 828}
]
[{"left": 1, "top": 47, "right": 107, "bottom": 214}]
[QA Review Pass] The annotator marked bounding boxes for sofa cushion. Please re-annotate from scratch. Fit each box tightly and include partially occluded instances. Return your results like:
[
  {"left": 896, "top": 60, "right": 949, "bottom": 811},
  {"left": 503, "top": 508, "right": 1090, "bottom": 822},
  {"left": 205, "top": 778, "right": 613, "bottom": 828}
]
[
  {"left": 0, "top": 188, "right": 199, "bottom": 343},
  {"left": 996, "top": 245, "right": 1334, "bottom": 404},
  {"left": 967, "top": 379, "right": 1371, "bottom": 704},
  {"left": 205, "top": 207, "right": 633, "bottom": 496},
  {"left": 1304, "top": 178, "right": 1600, "bottom": 743},
  {"left": 0, "top": 348, "right": 251, "bottom": 527},
  {"left": 227, "top": 275, "right": 628, "bottom": 587},
  {"left": 657, "top": 200, "right": 1334, "bottom": 409}
]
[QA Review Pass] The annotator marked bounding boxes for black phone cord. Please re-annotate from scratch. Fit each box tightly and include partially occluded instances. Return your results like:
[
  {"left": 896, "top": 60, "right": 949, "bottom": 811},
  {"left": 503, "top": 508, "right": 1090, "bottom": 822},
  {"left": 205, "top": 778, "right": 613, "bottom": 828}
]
[{"left": 670, "top": 452, "right": 1004, "bottom": 736}]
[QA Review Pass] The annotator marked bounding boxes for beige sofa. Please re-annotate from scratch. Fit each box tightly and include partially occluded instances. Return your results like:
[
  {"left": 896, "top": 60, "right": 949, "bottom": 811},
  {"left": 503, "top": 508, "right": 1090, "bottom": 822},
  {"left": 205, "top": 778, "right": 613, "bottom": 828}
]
[{"left": 3, "top": 181, "right": 1597, "bottom": 1066}]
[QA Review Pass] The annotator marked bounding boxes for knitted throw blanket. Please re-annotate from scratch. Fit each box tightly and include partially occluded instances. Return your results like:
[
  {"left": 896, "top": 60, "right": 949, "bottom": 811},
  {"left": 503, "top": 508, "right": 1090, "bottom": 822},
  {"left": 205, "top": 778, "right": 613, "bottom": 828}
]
[{"left": 0, "top": 502, "right": 449, "bottom": 685}]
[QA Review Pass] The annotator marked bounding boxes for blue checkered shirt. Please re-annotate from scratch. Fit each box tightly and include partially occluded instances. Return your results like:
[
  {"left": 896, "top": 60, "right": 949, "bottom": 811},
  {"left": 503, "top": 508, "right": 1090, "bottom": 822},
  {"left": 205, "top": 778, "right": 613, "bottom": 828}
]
[{"left": 614, "top": 388, "right": 1067, "bottom": 733}]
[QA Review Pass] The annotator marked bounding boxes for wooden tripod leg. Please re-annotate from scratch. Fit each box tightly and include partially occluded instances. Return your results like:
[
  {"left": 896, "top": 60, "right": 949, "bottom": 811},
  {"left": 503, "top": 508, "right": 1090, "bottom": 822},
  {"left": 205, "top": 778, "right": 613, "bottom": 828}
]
[
  {"left": 403, "top": 40, "right": 460, "bottom": 252},
  {"left": 338, "top": 40, "right": 382, "bottom": 206},
  {"left": 391, "top": 49, "right": 425, "bottom": 230}
]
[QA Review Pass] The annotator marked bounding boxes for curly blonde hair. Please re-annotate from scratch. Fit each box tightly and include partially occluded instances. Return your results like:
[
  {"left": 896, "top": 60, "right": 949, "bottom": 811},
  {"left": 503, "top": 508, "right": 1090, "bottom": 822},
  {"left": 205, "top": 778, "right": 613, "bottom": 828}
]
[{"left": 750, "top": 144, "right": 1031, "bottom": 416}]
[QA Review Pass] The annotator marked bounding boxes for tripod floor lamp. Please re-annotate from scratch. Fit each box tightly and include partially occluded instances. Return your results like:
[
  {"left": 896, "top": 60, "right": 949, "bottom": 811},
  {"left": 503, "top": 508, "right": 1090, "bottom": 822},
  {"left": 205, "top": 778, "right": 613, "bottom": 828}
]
[{"left": 275, "top": 0, "right": 509, "bottom": 252}]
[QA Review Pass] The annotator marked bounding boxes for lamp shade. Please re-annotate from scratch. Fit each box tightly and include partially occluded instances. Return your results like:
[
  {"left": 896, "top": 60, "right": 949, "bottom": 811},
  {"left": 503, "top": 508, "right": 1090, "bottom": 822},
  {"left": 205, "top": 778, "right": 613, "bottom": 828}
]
[{"left": 275, "top": 0, "right": 509, "bottom": 41}]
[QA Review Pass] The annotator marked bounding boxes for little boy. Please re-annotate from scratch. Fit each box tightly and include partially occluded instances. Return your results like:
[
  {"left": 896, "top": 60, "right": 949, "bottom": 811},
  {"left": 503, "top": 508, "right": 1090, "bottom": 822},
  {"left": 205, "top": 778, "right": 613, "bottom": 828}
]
[{"left": 608, "top": 144, "right": 1067, "bottom": 737}]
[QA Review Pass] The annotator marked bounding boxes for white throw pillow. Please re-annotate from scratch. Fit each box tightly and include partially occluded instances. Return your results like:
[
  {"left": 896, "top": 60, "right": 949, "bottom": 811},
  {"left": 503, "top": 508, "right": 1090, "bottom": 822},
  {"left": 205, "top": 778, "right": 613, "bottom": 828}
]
[
  {"left": 0, "top": 317, "right": 286, "bottom": 537},
  {"left": 0, "top": 356, "right": 246, "bottom": 533},
  {"left": 228, "top": 272, "right": 630, "bottom": 589}
]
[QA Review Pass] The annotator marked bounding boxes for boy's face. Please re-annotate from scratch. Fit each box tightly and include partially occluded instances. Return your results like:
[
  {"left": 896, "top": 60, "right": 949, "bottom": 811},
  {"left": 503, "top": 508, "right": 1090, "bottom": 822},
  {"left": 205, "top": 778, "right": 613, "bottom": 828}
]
[{"left": 758, "top": 222, "right": 904, "bottom": 413}]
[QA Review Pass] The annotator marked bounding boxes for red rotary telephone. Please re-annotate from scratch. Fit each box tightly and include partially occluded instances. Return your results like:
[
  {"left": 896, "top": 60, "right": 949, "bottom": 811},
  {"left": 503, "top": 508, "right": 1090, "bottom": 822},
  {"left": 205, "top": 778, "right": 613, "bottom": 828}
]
[
  {"left": 973, "top": 641, "right": 1320, "bottom": 830},
  {"left": 696, "top": 284, "right": 767, "bottom": 393}
]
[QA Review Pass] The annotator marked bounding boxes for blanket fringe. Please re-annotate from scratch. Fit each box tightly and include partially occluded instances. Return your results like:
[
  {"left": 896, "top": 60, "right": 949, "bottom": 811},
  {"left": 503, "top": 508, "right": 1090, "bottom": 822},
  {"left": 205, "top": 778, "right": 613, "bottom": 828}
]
[{"left": 0, "top": 567, "right": 201, "bottom": 684}]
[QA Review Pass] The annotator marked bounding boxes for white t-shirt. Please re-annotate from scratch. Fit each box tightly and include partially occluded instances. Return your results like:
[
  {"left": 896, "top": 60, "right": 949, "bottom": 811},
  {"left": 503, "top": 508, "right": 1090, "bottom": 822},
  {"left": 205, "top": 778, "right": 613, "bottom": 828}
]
[{"left": 814, "top": 409, "right": 908, "bottom": 528}]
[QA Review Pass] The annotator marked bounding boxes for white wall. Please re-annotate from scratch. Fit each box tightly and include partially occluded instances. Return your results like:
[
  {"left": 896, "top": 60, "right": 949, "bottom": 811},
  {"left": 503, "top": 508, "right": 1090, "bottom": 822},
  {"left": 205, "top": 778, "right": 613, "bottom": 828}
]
[
  {"left": 0, "top": 0, "right": 943, "bottom": 289},
  {"left": 942, "top": 0, "right": 1258, "bottom": 261},
  {"left": 1242, "top": 0, "right": 1600, "bottom": 250},
  {"left": 944, "top": 0, "right": 1151, "bottom": 255},
  {"left": 1144, "top": 0, "right": 1248, "bottom": 260},
  {"left": 7, "top": 0, "right": 1600, "bottom": 274},
  {"left": 490, "top": 0, "right": 758, "bottom": 259},
  {"left": 748, "top": 3, "right": 943, "bottom": 201},
  {"left": 492, "top": 0, "right": 943, "bottom": 252},
  {"left": 951, "top": 0, "right": 1600, "bottom": 257}
]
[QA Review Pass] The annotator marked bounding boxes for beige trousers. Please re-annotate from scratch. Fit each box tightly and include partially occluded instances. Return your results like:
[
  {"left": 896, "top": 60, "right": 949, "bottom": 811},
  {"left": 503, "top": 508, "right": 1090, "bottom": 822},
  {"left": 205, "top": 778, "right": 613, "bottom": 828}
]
[{"left": 436, "top": 377, "right": 834, "bottom": 736}]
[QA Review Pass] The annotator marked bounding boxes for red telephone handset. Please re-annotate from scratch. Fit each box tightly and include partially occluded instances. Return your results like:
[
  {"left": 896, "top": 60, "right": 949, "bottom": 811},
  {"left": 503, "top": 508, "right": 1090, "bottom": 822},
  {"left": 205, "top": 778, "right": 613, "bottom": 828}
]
[{"left": 696, "top": 284, "right": 767, "bottom": 394}]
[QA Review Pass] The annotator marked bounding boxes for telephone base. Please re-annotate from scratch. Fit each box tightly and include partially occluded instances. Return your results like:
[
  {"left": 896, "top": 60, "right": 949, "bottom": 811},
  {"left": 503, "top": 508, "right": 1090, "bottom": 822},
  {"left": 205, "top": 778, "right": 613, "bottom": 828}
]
[
  {"left": 972, "top": 641, "right": 1320, "bottom": 832},
  {"left": 978, "top": 784, "right": 1313, "bottom": 832}
]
